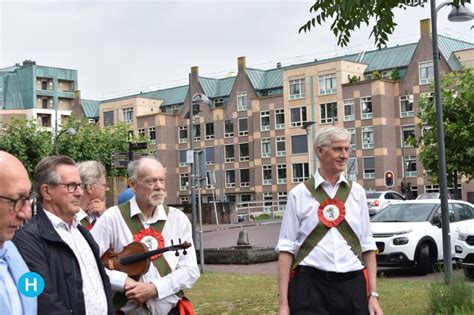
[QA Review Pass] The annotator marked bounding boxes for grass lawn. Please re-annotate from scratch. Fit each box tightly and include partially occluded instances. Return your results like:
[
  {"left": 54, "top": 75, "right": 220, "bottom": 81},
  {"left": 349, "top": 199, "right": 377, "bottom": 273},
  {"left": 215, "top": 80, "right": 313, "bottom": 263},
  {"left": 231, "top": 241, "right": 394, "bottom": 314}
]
[{"left": 186, "top": 272, "right": 474, "bottom": 315}]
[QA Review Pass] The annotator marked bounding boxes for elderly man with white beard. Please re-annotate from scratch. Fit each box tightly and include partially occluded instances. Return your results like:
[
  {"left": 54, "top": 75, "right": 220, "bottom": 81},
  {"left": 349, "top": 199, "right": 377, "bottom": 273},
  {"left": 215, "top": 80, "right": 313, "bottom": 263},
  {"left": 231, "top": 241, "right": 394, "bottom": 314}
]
[{"left": 91, "top": 157, "right": 199, "bottom": 315}]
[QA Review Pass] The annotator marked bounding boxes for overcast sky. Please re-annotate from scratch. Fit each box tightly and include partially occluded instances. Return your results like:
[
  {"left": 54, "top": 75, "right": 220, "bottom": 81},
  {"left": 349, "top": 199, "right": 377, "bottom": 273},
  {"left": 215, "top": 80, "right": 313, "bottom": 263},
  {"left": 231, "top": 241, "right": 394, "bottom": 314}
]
[{"left": 1, "top": 0, "right": 473, "bottom": 100}]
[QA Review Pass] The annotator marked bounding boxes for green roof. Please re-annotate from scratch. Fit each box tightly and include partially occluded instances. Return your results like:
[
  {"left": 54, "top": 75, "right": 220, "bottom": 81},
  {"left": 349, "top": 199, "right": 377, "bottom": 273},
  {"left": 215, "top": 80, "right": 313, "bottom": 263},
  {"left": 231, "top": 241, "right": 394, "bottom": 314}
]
[
  {"left": 81, "top": 99, "right": 100, "bottom": 118},
  {"left": 200, "top": 76, "right": 235, "bottom": 98},
  {"left": 140, "top": 85, "right": 188, "bottom": 106},
  {"left": 247, "top": 68, "right": 283, "bottom": 90},
  {"left": 438, "top": 35, "right": 474, "bottom": 70}
]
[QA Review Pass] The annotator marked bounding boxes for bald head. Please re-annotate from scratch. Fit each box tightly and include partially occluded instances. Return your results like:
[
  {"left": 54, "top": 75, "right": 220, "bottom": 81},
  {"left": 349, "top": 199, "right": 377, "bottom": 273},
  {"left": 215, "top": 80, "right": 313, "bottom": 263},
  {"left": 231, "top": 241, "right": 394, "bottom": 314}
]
[{"left": 0, "top": 151, "right": 32, "bottom": 246}]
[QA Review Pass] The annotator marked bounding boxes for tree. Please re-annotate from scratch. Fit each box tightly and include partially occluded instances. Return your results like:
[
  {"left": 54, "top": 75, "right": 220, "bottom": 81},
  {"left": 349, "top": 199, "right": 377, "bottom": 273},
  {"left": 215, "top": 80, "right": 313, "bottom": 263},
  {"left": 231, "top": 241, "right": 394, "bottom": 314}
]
[
  {"left": 412, "top": 69, "right": 474, "bottom": 191},
  {"left": 299, "top": 0, "right": 471, "bottom": 48},
  {"left": 0, "top": 119, "right": 53, "bottom": 177}
]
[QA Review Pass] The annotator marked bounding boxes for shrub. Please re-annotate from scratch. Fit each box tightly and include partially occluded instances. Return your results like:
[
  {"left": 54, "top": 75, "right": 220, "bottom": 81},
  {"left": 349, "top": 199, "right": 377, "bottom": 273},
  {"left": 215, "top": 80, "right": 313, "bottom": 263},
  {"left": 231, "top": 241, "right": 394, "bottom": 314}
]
[{"left": 428, "top": 277, "right": 473, "bottom": 314}]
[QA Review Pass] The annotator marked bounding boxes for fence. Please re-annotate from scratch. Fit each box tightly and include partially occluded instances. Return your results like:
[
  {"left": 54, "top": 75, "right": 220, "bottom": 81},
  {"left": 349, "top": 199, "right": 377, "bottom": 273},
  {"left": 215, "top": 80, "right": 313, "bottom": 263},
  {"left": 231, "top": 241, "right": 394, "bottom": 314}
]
[{"left": 235, "top": 199, "right": 287, "bottom": 222}]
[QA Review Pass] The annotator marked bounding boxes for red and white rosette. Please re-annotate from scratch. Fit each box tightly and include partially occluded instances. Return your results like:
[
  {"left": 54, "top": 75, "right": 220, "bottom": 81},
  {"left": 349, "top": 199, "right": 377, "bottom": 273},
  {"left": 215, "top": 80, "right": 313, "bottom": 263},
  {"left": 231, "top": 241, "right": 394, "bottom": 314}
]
[
  {"left": 318, "top": 198, "right": 346, "bottom": 228},
  {"left": 134, "top": 228, "right": 165, "bottom": 260}
]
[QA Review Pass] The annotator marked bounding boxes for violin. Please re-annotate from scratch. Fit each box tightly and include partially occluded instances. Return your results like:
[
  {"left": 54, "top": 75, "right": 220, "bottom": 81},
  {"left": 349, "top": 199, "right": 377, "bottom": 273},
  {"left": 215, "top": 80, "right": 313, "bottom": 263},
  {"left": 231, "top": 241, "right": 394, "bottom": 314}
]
[{"left": 101, "top": 239, "right": 191, "bottom": 279}]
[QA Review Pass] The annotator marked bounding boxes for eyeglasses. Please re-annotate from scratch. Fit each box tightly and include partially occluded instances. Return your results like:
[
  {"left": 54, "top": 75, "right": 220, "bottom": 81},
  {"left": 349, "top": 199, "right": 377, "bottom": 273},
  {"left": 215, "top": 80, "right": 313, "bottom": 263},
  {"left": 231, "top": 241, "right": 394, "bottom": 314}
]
[
  {"left": 0, "top": 192, "right": 34, "bottom": 213},
  {"left": 50, "top": 183, "right": 85, "bottom": 193},
  {"left": 94, "top": 183, "right": 109, "bottom": 189}
]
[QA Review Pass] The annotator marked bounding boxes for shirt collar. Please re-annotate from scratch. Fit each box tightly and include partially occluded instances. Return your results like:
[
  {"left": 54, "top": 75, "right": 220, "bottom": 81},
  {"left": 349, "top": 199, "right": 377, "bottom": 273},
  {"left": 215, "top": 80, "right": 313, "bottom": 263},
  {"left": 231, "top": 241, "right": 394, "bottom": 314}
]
[
  {"left": 44, "top": 208, "right": 79, "bottom": 230},
  {"left": 129, "top": 196, "right": 167, "bottom": 223},
  {"left": 314, "top": 169, "right": 349, "bottom": 189},
  {"left": 75, "top": 208, "right": 88, "bottom": 222}
]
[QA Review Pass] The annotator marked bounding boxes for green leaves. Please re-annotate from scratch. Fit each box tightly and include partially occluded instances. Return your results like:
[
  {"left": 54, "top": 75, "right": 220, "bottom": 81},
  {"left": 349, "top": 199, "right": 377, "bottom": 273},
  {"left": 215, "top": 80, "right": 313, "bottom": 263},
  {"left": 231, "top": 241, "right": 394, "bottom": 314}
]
[{"left": 300, "top": 0, "right": 471, "bottom": 48}]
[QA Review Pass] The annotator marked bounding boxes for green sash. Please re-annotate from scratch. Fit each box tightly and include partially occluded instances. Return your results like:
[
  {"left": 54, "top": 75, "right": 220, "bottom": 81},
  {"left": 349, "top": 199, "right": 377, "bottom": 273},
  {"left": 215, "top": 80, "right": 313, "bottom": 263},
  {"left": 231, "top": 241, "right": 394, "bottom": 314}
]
[
  {"left": 291, "top": 177, "right": 363, "bottom": 270},
  {"left": 80, "top": 218, "right": 92, "bottom": 229}
]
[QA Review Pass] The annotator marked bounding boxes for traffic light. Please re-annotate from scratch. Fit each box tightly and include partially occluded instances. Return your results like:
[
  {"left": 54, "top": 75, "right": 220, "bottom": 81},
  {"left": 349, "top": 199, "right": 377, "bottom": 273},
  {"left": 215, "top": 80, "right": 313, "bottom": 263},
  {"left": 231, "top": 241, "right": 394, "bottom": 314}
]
[{"left": 384, "top": 171, "right": 394, "bottom": 189}]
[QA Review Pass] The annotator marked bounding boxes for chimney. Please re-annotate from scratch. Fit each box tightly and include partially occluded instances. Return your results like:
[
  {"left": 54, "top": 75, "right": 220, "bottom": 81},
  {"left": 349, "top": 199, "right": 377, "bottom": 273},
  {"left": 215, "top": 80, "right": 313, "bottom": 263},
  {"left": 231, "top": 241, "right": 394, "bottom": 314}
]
[
  {"left": 276, "top": 62, "right": 282, "bottom": 68},
  {"left": 191, "top": 66, "right": 199, "bottom": 83},
  {"left": 238, "top": 56, "right": 246, "bottom": 72},
  {"left": 420, "top": 19, "right": 431, "bottom": 36}
]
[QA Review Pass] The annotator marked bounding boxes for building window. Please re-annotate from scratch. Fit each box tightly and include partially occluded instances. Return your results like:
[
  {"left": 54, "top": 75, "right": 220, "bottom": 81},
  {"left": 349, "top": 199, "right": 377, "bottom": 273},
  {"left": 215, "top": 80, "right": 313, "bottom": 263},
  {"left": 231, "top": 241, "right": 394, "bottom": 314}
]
[
  {"left": 180, "top": 173, "right": 189, "bottom": 191},
  {"left": 275, "top": 109, "right": 285, "bottom": 129},
  {"left": 240, "top": 169, "right": 250, "bottom": 187},
  {"left": 148, "top": 127, "right": 156, "bottom": 142},
  {"left": 103, "top": 111, "right": 114, "bottom": 127},
  {"left": 289, "top": 78, "right": 306, "bottom": 100},
  {"left": 319, "top": 73, "right": 337, "bottom": 95},
  {"left": 261, "top": 138, "right": 271, "bottom": 158},
  {"left": 138, "top": 128, "right": 145, "bottom": 138},
  {"left": 276, "top": 137, "right": 286, "bottom": 157},
  {"left": 291, "top": 134, "right": 308, "bottom": 155},
  {"left": 193, "top": 124, "right": 200, "bottom": 141},
  {"left": 38, "top": 114, "right": 51, "bottom": 127},
  {"left": 344, "top": 99, "right": 355, "bottom": 121},
  {"left": 122, "top": 107, "right": 133, "bottom": 124},
  {"left": 180, "top": 197, "right": 189, "bottom": 204},
  {"left": 278, "top": 192, "right": 287, "bottom": 211},
  {"left": 361, "top": 97, "right": 373, "bottom": 119},
  {"left": 178, "top": 126, "right": 188, "bottom": 143},
  {"left": 205, "top": 147, "right": 215, "bottom": 165},
  {"left": 262, "top": 165, "right": 272, "bottom": 185},
  {"left": 241, "top": 194, "right": 252, "bottom": 207},
  {"left": 290, "top": 106, "right": 307, "bottom": 127},
  {"left": 277, "top": 164, "right": 287, "bottom": 184},
  {"left": 224, "top": 120, "right": 234, "bottom": 138},
  {"left": 238, "top": 118, "right": 248, "bottom": 136},
  {"left": 420, "top": 91, "right": 434, "bottom": 104},
  {"left": 363, "top": 157, "right": 375, "bottom": 179},
  {"left": 382, "top": 70, "right": 391, "bottom": 79},
  {"left": 239, "top": 143, "right": 250, "bottom": 162},
  {"left": 419, "top": 61, "right": 434, "bottom": 85},
  {"left": 362, "top": 127, "right": 374, "bottom": 149},
  {"left": 225, "top": 144, "right": 235, "bottom": 163},
  {"left": 348, "top": 128, "right": 356, "bottom": 151},
  {"left": 42, "top": 98, "right": 48, "bottom": 109},
  {"left": 401, "top": 125, "right": 415, "bottom": 147},
  {"left": 41, "top": 80, "right": 48, "bottom": 90},
  {"left": 205, "top": 122, "right": 214, "bottom": 140},
  {"left": 260, "top": 111, "right": 270, "bottom": 131},
  {"left": 404, "top": 155, "right": 417, "bottom": 177},
  {"left": 263, "top": 192, "right": 273, "bottom": 212},
  {"left": 292, "top": 163, "right": 310, "bottom": 183},
  {"left": 320, "top": 102, "right": 338, "bottom": 124},
  {"left": 237, "top": 91, "right": 248, "bottom": 111},
  {"left": 214, "top": 98, "right": 224, "bottom": 108},
  {"left": 400, "top": 95, "right": 414, "bottom": 117},
  {"left": 179, "top": 150, "right": 187, "bottom": 167},
  {"left": 226, "top": 170, "right": 236, "bottom": 188}
]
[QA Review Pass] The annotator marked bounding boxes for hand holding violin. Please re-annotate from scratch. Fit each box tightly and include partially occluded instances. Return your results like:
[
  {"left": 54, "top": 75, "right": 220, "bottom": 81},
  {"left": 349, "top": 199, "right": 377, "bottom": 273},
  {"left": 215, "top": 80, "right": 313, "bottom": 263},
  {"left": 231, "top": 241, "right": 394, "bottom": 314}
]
[{"left": 125, "top": 281, "right": 158, "bottom": 306}]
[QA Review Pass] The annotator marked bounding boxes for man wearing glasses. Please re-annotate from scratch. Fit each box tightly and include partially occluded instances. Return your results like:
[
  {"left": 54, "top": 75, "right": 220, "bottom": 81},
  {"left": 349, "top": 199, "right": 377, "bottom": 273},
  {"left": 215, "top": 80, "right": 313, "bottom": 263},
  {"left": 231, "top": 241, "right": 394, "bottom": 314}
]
[
  {"left": 77, "top": 160, "right": 109, "bottom": 230},
  {"left": 0, "top": 151, "right": 36, "bottom": 315},
  {"left": 13, "top": 155, "right": 114, "bottom": 314}
]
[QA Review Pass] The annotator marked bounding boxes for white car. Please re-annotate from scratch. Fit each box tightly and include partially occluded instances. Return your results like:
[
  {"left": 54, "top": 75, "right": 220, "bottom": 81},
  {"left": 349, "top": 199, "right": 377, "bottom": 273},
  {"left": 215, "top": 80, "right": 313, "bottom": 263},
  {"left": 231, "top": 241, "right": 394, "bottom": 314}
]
[
  {"left": 366, "top": 191, "right": 405, "bottom": 216},
  {"left": 371, "top": 200, "right": 474, "bottom": 275},
  {"left": 453, "top": 206, "right": 474, "bottom": 278}
]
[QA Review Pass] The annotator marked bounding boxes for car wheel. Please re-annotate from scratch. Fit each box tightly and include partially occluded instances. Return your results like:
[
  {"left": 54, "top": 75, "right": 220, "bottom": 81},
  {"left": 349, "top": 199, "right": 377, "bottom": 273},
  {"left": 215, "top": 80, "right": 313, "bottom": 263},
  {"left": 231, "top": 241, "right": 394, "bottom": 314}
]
[
  {"left": 416, "top": 244, "right": 431, "bottom": 275},
  {"left": 464, "top": 266, "right": 474, "bottom": 279}
]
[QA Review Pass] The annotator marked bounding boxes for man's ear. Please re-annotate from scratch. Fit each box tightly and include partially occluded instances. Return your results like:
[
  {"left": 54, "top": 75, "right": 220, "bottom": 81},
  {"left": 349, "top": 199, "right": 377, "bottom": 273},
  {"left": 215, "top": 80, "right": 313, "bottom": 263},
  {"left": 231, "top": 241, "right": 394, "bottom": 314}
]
[
  {"left": 86, "top": 184, "right": 94, "bottom": 194},
  {"left": 128, "top": 178, "right": 136, "bottom": 193},
  {"left": 40, "top": 184, "right": 52, "bottom": 201}
]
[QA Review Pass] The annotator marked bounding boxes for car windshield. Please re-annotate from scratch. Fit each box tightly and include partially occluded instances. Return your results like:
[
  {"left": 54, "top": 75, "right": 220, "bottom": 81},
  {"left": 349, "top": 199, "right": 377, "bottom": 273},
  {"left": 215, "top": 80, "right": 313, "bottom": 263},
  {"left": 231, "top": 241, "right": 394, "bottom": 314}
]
[
  {"left": 366, "top": 193, "right": 381, "bottom": 199},
  {"left": 371, "top": 203, "right": 437, "bottom": 222}
]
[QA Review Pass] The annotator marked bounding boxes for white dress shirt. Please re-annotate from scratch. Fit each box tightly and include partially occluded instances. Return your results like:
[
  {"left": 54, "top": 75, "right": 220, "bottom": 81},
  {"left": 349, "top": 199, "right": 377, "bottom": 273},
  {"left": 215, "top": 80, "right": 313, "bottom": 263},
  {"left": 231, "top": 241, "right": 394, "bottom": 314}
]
[
  {"left": 76, "top": 209, "right": 97, "bottom": 225},
  {"left": 91, "top": 197, "right": 200, "bottom": 315},
  {"left": 44, "top": 210, "right": 108, "bottom": 315},
  {"left": 0, "top": 246, "right": 23, "bottom": 315},
  {"left": 276, "top": 170, "right": 376, "bottom": 273}
]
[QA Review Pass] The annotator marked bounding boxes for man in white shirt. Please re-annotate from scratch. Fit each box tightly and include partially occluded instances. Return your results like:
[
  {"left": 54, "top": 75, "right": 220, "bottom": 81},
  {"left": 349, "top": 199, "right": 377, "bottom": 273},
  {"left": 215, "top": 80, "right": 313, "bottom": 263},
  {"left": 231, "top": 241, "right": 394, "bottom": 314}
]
[
  {"left": 0, "top": 151, "right": 36, "bottom": 315},
  {"left": 13, "top": 155, "right": 113, "bottom": 314},
  {"left": 276, "top": 126, "right": 383, "bottom": 315},
  {"left": 92, "top": 157, "right": 200, "bottom": 315},
  {"left": 77, "top": 160, "right": 109, "bottom": 230}
]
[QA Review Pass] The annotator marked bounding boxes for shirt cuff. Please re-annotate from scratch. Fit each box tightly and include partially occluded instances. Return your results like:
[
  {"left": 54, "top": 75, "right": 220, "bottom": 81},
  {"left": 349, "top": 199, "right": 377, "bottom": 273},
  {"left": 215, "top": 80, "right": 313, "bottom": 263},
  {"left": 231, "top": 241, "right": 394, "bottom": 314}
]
[
  {"left": 150, "top": 278, "right": 171, "bottom": 300},
  {"left": 106, "top": 269, "right": 128, "bottom": 292},
  {"left": 360, "top": 238, "right": 377, "bottom": 252},
  {"left": 275, "top": 239, "right": 295, "bottom": 254}
]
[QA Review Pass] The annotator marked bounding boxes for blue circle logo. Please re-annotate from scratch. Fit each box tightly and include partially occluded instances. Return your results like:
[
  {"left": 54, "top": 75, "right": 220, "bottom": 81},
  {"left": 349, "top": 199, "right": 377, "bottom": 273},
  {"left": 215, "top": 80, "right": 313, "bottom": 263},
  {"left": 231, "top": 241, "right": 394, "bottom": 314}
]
[{"left": 18, "top": 272, "right": 44, "bottom": 297}]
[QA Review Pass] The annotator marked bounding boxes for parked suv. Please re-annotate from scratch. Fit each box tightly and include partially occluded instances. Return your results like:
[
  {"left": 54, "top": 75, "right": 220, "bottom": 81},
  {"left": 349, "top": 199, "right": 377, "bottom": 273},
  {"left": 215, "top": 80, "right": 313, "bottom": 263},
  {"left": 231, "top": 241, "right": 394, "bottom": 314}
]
[
  {"left": 452, "top": 203, "right": 474, "bottom": 278},
  {"left": 371, "top": 200, "right": 474, "bottom": 275},
  {"left": 367, "top": 191, "right": 405, "bottom": 216}
]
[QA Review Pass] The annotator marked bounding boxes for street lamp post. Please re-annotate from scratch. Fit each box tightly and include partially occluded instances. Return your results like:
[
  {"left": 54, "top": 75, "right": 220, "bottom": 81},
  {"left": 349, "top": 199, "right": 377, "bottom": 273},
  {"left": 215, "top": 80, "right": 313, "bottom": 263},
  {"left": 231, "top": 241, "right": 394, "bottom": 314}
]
[
  {"left": 54, "top": 127, "right": 77, "bottom": 155},
  {"left": 430, "top": 0, "right": 473, "bottom": 282},
  {"left": 302, "top": 121, "right": 316, "bottom": 174}
]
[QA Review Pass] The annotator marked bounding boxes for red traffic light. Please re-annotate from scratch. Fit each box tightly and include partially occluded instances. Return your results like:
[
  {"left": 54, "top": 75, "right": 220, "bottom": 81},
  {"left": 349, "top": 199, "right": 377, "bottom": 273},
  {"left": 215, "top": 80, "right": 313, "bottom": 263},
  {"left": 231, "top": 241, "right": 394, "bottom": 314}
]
[{"left": 384, "top": 171, "right": 394, "bottom": 188}]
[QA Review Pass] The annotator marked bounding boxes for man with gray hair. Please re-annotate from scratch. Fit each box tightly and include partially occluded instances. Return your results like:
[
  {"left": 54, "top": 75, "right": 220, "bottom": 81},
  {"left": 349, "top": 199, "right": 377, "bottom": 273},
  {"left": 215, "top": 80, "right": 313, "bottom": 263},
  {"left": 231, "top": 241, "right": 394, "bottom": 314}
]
[
  {"left": 77, "top": 160, "right": 109, "bottom": 229},
  {"left": 13, "top": 155, "right": 113, "bottom": 314},
  {"left": 92, "top": 157, "right": 199, "bottom": 314},
  {"left": 276, "top": 126, "right": 383, "bottom": 315}
]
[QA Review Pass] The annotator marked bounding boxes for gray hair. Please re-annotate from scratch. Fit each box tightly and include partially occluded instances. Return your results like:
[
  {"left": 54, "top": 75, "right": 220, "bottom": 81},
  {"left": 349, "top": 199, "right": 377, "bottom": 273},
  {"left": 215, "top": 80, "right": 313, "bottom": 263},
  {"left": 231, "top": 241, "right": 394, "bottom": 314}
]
[
  {"left": 34, "top": 155, "right": 76, "bottom": 202},
  {"left": 314, "top": 126, "right": 351, "bottom": 150},
  {"left": 128, "top": 157, "right": 162, "bottom": 181},
  {"left": 77, "top": 160, "right": 106, "bottom": 184}
]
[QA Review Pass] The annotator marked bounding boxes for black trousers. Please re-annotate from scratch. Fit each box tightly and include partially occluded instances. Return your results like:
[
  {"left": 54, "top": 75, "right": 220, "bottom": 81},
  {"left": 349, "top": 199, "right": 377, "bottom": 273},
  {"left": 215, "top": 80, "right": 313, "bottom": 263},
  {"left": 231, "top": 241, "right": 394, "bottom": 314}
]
[{"left": 289, "top": 266, "right": 368, "bottom": 315}]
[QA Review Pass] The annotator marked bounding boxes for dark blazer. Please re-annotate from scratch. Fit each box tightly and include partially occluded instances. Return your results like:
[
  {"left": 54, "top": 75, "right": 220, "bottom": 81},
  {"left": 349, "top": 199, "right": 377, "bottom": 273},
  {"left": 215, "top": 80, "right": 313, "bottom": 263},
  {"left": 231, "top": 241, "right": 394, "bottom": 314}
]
[{"left": 13, "top": 207, "right": 114, "bottom": 315}]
